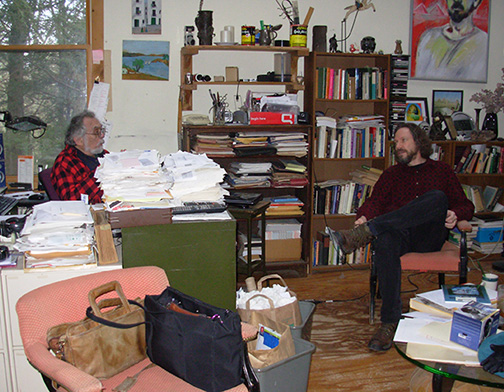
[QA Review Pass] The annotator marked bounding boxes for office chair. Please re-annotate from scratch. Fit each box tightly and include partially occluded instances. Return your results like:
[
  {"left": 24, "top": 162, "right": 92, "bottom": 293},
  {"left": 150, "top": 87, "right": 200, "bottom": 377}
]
[
  {"left": 38, "top": 167, "right": 60, "bottom": 200},
  {"left": 16, "top": 266, "right": 254, "bottom": 392},
  {"left": 369, "top": 220, "right": 473, "bottom": 324}
]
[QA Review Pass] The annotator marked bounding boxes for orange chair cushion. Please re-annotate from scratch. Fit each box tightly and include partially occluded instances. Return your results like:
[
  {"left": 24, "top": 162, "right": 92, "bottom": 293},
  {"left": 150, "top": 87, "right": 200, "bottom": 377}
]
[{"left": 401, "top": 241, "right": 460, "bottom": 272}]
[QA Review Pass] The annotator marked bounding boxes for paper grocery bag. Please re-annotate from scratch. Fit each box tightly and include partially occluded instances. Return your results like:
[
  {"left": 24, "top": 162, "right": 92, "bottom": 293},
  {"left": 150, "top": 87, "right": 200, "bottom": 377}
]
[
  {"left": 237, "top": 274, "right": 302, "bottom": 327},
  {"left": 247, "top": 312, "right": 295, "bottom": 369}
]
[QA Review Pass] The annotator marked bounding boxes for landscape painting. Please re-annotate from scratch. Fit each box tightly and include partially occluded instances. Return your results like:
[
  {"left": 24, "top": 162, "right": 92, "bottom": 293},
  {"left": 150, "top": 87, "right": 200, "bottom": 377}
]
[{"left": 122, "top": 40, "right": 169, "bottom": 81}]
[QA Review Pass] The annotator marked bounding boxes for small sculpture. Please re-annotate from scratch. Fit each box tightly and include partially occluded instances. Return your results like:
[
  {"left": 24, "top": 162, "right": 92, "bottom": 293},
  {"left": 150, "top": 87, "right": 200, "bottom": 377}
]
[
  {"left": 343, "top": 0, "right": 376, "bottom": 22},
  {"left": 430, "top": 112, "right": 447, "bottom": 141},
  {"left": 329, "top": 34, "right": 338, "bottom": 53},
  {"left": 394, "top": 39, "right": 403, "bottom": 55},
  {"left": 349, "top": 43, "right": 357, "bottom": 53},
  {"left": 360, "top": 36, "right": 376, "bottom": 53}
]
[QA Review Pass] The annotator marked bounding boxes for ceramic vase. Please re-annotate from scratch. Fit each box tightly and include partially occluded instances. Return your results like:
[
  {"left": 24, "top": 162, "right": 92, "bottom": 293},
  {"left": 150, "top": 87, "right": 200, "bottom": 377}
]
[{"left": 482, "top": 112, "right": 498, "bottom": 133}]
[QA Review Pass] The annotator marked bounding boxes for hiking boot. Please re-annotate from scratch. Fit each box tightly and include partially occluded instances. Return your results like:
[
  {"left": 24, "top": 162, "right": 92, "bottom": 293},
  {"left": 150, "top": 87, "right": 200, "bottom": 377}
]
[
  {"left": 333, "top": 223, "right": 375, "bottom": 255},
  {"left": 368, "top": 322, "right": 398, "bottom": 352}
]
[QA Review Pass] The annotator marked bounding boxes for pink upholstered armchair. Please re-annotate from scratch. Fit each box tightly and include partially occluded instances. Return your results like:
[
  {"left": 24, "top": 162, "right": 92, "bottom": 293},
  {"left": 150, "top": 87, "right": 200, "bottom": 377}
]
[{"left": 16, "top": 266, "right": 253, "bottom": 392}]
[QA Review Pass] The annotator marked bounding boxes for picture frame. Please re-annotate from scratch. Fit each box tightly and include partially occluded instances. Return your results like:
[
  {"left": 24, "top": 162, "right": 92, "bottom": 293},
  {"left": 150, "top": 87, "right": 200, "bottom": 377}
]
[
  {"left": 405, "top": 97, "right": 429, "bottom": 125},
  {"left": 432, "top": 90, "right": 463, "bottom": 117},
  {"left": 409, "top": 0, "right": 490, "bottom": 82}
]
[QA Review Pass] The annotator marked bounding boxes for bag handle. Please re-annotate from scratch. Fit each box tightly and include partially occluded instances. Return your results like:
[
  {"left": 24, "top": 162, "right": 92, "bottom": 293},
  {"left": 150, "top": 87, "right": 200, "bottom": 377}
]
[
  {"left": 86, "top": 299, "right": 146, "bottom": 329},
  {"left": 245, "top": 293, "right": 274, "bottom": 311},
  {"left": 88, "top": 280, "right": 131, "bottom": 319},
  {"left": 257, "top": 274, "right": 288, "bottom": 290}
]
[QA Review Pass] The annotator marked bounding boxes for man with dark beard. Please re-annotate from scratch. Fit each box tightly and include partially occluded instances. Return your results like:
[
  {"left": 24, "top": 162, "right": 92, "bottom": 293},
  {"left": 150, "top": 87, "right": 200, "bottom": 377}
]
[
  {"left": 332, "top": 123, "right": 474, "bottom": 351},
  {"left": 51, "top": 110, "right": 108, "bottom": 203},
  {"left": 415, "top": 0, "right": 487, "bottom": 81}
]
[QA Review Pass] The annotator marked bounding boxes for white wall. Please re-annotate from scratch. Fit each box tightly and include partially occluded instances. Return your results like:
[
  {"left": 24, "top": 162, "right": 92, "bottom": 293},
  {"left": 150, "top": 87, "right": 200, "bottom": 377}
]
[{"left": 104, "top": 0, "right": 504, "bottom": 154}]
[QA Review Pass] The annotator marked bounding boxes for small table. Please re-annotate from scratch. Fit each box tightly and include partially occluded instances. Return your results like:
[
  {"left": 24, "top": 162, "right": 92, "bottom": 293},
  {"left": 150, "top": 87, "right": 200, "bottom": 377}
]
[
  {"left": 395, "top": 342, "right": 504, "bottom": 392},
  {"left": 228, "top": 200, "right": 270, "bottom": 278}
]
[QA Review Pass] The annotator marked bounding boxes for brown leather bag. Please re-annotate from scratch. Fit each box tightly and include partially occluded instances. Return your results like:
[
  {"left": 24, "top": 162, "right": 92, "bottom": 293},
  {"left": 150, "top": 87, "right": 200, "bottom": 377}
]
[{"left": 47, "top": 281, "right": 146, "bottom": 379}]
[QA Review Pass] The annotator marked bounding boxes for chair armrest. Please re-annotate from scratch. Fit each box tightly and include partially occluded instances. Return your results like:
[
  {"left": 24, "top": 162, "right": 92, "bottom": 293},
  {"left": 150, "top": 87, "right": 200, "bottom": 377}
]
[
  {"left": 456, "top": 220, "right": 472, "bottom": 233},
  {"left": 241, "top": 322, "right": 258, "bottom": 342},
  {"left": 25, "top": 343, "right": 102, "bottom": 392}
]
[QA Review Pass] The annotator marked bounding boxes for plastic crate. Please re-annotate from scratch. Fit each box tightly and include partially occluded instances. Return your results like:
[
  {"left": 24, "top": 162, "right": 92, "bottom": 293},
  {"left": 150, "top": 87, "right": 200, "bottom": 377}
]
[
  {"left": 291, "top": 300, "right": 316, "bottom": 341},
  {"left": 254, "top": 337, "right": 316, "bottom": 392}
]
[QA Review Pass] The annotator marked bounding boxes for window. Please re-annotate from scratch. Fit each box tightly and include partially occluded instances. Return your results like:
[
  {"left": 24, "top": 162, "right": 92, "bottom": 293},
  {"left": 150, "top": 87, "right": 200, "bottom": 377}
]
[{"left": 0, "top": 0, "right": 100, "bottom": 177}]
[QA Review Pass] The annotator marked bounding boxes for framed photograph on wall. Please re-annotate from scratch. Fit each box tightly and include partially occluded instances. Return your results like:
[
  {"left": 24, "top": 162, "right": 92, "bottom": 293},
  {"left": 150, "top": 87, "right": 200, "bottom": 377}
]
[
  {"left": 432, "top": 90, "right": 463, "bottom": 117},
  {"left": 409, "top": 0, "right": 490, "bottom": 82},
  {"left": 405, "top": 97, "right": 429, "bottom": 125}
]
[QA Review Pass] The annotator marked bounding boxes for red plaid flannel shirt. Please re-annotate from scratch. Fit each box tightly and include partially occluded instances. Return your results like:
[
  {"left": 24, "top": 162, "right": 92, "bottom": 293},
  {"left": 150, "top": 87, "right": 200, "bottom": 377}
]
[{"left": 50, "top": 145, "right": 106, "bottom": 204}]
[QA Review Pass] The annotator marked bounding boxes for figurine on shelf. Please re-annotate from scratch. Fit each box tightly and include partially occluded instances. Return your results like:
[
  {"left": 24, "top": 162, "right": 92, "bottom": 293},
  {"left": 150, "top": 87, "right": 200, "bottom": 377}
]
[
  {"left": 394, "top": 39, "right": 403, "bottom": 55},
  {"left": 430, "top": 112, "right": 447, "bottom": 141},
  {"left": 349, "top": 43, "right": 357, "bottom": 53},
  {"left": 360, "top": 36, "right": 376, "bottom": 53},
  {"left": 329, "top": 34, "right": 338, "bottom": 53}
]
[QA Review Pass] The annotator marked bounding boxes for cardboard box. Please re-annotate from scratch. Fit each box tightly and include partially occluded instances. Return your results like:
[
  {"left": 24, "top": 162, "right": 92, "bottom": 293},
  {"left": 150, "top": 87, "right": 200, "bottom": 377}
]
[
  {"left": 250, "top": 112, "right": 297, "bottom": 125},
  {"left": 225, "top": 66, "right": 239, "bottom": 82},
  {"left": 265, "top": 238, "right": 302, "bottom": 262},
  {"left": 450, "top": 300, "right": 499, "bottom": 351}
]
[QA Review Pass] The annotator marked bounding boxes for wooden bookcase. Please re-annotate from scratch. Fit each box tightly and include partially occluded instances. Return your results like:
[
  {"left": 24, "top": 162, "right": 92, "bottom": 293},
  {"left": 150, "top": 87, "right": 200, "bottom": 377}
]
[
  {"left": 304, "top": 52, "right": 391, "bottom": 272},
  {"left": 181, "top": 124, "right": 312, "bottom": 277}
]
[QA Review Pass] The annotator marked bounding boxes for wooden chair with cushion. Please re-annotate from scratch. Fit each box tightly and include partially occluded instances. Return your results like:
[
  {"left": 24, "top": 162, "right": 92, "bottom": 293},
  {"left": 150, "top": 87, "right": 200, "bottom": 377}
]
[
  {"left": 16, "top": 266, "right": 256, "bottom": 392},
  {"left": 369, "top": 220, "right": 473, "bottom": 324}
]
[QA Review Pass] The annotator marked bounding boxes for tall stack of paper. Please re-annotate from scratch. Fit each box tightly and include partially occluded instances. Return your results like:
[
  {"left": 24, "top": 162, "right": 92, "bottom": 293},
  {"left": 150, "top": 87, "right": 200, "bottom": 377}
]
[
  {"left": 15, "top": 201, "right": 96, "bottom": 269},
  {"left": 163, "top": 151, "right": 228, "bottom": 202},
  {"left": 95, "top": 149, "right": 174, "bottom": 207}
]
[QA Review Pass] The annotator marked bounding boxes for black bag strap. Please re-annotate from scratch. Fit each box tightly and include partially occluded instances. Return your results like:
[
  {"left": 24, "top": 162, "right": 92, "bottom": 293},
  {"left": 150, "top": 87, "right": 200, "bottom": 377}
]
[{"left": 86, "top": 299, "right": 146, "bottom": 329}]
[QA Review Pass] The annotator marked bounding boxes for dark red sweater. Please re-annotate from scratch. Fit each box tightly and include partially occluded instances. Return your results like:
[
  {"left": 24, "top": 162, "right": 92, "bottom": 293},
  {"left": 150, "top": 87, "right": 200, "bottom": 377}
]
[{"left": 357, "top": 159, "right": 474, "bottom": 221}]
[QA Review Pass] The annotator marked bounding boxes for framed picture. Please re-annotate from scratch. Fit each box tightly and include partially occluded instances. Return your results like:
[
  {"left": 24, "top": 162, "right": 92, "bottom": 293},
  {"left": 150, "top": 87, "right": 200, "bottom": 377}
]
[
  {"left": 409, "top": 0, "right": 490, "bottom": 82},
  {"left": 405, "top": 97, "right": 429, "bottom": 125},
  {"left": 432, "top": 90, "right": 463, "bottom": 117}
]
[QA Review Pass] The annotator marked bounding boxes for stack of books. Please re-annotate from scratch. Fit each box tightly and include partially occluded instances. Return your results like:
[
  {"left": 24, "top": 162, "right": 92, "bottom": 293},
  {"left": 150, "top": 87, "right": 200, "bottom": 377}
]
[
  {"left": 471, "top": 214, "right": 504, "bottom": 254},
  {"left": 265, "top": 195, "right": 304, "bottom": 216}
]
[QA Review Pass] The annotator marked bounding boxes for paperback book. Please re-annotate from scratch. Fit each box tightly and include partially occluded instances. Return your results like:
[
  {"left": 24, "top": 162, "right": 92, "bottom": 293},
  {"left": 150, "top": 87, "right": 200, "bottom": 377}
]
[{"left": 441, "top": 284, "right": 490, "bottom": 304}]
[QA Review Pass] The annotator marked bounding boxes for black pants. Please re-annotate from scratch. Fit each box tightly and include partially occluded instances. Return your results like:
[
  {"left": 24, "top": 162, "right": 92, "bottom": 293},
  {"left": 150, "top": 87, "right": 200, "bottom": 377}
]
[{"left": 368, "top": 190, "right": 449, "bottom": 323}]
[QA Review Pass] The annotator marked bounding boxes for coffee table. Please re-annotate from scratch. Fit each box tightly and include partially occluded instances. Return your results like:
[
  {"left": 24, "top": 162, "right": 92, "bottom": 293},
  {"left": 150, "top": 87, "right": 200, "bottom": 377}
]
[{"left": 395, "top": 342, "right": 504, "bottom": 392}]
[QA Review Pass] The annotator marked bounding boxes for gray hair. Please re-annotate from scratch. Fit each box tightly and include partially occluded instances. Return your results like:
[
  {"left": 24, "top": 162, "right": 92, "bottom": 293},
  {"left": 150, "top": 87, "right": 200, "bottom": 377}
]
[{"left": 65, "top": 110, "right": 96, "bottom": 146}]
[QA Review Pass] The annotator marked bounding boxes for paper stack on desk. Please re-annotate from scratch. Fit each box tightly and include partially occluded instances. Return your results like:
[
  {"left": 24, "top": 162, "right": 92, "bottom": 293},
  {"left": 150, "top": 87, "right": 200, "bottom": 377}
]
[
  {"left": 162, "top": 151, "right": 228, "bottom": 202},
  {"left": 15, "top": 201, "right": 96, "bottom": 269},
  {"left": 95, "top": 149, "right": 174, "bottom": 206}
]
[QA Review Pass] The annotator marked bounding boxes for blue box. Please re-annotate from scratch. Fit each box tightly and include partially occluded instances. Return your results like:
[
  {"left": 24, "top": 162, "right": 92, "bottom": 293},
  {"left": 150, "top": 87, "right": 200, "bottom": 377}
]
[
  {"left": 450, "top": 300, "right": 499, "bottom": 351},
  {"left": 475, "top": 227, "right": 503, "bottom": 243}
]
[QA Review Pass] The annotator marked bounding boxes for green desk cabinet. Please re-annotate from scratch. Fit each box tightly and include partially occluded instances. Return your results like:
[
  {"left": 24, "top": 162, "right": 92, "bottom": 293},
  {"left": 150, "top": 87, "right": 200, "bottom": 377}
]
[{"left": 121, "top": 219, "right": 236, "bottom": 310}]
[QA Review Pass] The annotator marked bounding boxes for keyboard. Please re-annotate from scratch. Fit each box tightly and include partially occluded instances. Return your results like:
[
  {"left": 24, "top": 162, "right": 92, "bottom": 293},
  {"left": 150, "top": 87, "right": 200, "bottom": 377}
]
[
  {"left": 171, "top": 202, "right": 227, "bottom": 215},
  {"left": 0, "top": 196, "right": 18, "bottom": 215}
]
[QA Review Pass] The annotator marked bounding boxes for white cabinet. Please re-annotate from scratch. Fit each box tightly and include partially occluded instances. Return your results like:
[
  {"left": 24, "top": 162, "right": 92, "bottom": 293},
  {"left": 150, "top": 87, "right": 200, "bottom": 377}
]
[{"left": 1, "top": 263, "right": 121, "bottom": 391}]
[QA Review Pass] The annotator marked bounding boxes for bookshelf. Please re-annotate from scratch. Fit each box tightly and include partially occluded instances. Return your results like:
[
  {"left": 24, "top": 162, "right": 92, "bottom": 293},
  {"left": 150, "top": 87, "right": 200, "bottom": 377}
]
[
  {"left": 388, "top": 55, "right": 410, "bottom": 137},
  {"left": 304, "top": 52, "right": 391, "bottom": 272},
  {"left": 181, "top": 124, "right": 312, "bottom": 277}
]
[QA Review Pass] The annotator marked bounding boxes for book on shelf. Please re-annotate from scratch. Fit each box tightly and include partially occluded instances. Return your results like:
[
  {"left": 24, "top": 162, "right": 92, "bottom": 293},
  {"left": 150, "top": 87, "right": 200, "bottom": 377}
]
[
  {"left": 482, "top": 185, "right": 504, "bottom": 212},
  {"left": 472, "top": 213, "right": 504, "bottom": 228},
  {"left": 441, "top": 284, "right": 490, "bottom": 304}
]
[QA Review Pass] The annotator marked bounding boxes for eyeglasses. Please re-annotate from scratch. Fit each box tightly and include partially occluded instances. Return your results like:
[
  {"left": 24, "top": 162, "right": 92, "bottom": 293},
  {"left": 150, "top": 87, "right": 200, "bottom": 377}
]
[{"left": 85, "top": 126, "right": 106, "bottom": 137}]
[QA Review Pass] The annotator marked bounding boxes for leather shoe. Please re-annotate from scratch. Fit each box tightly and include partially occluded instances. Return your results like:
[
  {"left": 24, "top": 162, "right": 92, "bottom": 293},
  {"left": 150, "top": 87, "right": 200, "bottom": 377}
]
[
  {"left": 368, "top": 322, "right": 398, "bottom": 352},
  {"left": 333, "top": 223, "right": 375, "bottom": 255}
]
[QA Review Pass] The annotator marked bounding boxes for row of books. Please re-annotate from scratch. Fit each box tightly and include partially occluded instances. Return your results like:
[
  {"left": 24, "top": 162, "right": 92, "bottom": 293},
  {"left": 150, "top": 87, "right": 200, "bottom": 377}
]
[
  {"left": 191, "top": 131, "right": 308, "bottom": 158},
  {"left": 313, "top": 180, "right": 373, "bottom": 215},
  {"left": 316, "top": 66, "right": 387, "bottom": 100},
  {"left": 461, "top": 184, "right": 503, "bottom": 213},
  {"left": 315, "top": 116, "right": 386, "bottom": 159},
  {"left": 454, "top": 144, "right": 503, "bottom": 174},
  {"left": 313, "top": 232, "right": 371, "bottom": 266}
]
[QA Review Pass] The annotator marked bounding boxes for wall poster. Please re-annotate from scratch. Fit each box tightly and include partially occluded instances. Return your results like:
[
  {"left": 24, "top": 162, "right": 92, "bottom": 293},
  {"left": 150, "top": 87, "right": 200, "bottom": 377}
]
[{"left": 410, "top": 0, "right": 490, "bottom": 82}]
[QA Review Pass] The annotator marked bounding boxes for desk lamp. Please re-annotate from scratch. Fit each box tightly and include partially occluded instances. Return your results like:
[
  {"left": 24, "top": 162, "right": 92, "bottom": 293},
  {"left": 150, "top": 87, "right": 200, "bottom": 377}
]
[{"left": 0, "top": 111, "right": 47, "bottom": 138}]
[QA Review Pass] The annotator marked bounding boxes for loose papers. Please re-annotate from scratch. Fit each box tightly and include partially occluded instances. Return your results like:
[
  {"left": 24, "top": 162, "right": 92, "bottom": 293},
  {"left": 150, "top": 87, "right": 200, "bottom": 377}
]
[{"left": 15, "top": 201, "right": 96, "bottom": 269}]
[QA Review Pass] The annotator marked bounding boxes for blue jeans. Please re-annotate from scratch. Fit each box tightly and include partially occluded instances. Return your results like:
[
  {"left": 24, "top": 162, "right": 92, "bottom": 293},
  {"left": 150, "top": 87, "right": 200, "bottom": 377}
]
[{"left": 368, "top": 190, "right": 449, "bottom": 323}]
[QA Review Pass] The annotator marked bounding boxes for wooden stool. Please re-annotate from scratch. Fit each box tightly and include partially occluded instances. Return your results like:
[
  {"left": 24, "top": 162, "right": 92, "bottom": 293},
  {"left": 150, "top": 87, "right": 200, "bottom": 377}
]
[{"left": 228, "top": 200, "right": 270, "bottom": 278}]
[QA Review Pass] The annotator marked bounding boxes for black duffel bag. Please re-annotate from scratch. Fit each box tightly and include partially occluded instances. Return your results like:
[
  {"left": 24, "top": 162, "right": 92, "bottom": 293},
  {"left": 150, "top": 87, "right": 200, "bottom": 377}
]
[{"left": 144, "top": 287, "right": 244, "bottom": 392}]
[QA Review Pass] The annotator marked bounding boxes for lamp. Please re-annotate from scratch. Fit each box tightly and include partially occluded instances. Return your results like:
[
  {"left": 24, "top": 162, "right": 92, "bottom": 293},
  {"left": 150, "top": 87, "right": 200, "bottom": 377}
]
[{"left": 0, "top": 111, "right": 47, "bottom": 138}]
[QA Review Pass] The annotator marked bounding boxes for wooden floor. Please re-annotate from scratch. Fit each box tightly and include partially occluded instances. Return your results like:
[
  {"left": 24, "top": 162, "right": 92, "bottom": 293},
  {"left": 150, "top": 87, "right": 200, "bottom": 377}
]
[{"left": 277, "top": 258, "right": 504, "bottom": 392}]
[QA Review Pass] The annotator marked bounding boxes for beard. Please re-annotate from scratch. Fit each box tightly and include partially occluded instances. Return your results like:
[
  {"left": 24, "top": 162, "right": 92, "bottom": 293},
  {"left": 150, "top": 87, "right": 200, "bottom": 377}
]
[
  {"left": 448, "top": 2, "right": 475, "bottom": 24},
  {"left": 395, "top": 148, "right": 416, "bottom": 165},
  {"left": 84, "top": 138, "right": 104, "bottom": 156}
]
